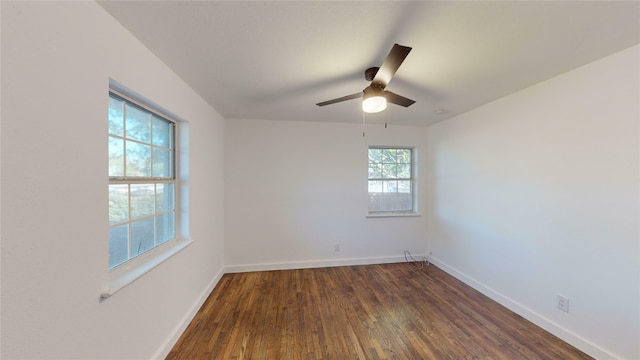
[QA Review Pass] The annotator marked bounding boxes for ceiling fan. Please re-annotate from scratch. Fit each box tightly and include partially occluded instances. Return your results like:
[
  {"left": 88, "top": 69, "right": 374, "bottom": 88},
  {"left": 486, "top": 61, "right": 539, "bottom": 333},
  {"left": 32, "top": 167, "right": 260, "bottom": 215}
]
[{"left": 316, "top": 43, "right": 416, "bottom": 113}]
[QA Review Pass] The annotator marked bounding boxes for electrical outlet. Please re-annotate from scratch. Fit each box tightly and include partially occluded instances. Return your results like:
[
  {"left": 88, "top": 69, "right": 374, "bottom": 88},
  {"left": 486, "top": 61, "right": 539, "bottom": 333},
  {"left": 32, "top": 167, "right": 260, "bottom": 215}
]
[
  {"left": 557, "top": 295, "right": 569, "bottom": 312},
  {"left": 334, "top": 244, "right": 340, "bottom": 252}
]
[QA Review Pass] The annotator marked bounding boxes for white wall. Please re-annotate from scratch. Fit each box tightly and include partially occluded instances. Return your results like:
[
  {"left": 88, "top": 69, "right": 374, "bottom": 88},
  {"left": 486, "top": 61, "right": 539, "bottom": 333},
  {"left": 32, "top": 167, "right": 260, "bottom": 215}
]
[
  {"left": 1, "top": 2, "right": 225, "bottom": 359},
  {"left": 225, "top": 119, "right": 428, "bottom": 271},
  {"left": 426, "top": 45, "right": 639, "bottom": 359}
]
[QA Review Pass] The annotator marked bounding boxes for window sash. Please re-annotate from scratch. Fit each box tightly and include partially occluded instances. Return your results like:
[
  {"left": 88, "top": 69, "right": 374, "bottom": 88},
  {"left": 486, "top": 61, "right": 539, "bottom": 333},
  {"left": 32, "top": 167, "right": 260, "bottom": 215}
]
[
  {"left": 108, "top": 181, "right": 176, "bottom": 268},
  {"left": 109, "top": 92, "right": 176, "bottom": 180}
]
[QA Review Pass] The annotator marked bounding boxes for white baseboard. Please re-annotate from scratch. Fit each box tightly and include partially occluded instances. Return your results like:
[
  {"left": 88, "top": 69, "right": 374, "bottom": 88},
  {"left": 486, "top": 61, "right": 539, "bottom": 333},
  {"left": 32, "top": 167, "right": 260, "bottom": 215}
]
[
  {"left": 224, "top": 254, "right": 426, "bottom": 273},
  {"left": 153, "top": 267, "right": 225, "bottom": 360},
  {"left": 428, "top": 256, "right": 617, "bottom": 360}
]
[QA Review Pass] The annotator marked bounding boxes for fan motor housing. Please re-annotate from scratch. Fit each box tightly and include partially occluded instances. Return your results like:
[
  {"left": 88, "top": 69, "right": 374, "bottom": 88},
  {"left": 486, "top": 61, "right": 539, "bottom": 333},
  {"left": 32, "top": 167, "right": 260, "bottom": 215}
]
[
  {"left": 365, "top": 67, "right": 379, "bottom": 81},
  {"left": 363, "top": 83, "right": 385, "bottom": 97}
]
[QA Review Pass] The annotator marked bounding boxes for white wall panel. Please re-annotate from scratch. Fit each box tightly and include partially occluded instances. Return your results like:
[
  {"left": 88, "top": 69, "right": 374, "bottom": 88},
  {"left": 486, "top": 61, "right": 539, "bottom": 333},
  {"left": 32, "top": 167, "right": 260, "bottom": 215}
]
[{"left": 225, "top": 120, "right": 429, "bottom": 270}]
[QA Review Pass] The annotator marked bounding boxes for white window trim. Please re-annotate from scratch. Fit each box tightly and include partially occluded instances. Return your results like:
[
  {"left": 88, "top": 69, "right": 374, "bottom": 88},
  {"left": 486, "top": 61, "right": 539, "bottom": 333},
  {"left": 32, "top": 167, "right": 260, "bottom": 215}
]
[
  {"left": 100, "top": 239, "right": 192, "bottom": 302},
  {"left": 366, "top": 212, "right": 421, "bottom": 218},
  {"left": 103, "top": 82, "right": 190, "bottom": 302}
]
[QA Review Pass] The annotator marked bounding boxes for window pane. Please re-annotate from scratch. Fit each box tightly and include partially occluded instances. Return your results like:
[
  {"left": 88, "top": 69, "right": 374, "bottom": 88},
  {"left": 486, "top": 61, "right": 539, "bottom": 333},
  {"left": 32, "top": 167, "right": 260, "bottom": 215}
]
[
  {"left": 109, "top": 224, "right": 129, "bottom": 268},
  {"left": 125, "top": 141, "right": 151, "bottom": 177},
  {"left": 395, "top": 194, "right": 413, "bottom": 211},
  {"left": 397, "top": 164, "right": 411, "bottom": 179},
  {"left": 368, "top": 164, "right": 382, "bottom": 179},
  {"left": 378, "top": 196, "right": 394, "bottom": 211},
  {"left": 108, "top": 137, "right": 124, "bottom": 177},
  {"left": 368, "top": 148, "right": 382, "bottom": 164},
  {"left": 368, "top": 196, "right": 382, "bottom": 212},
  {"left": 388, "top": 195, "right": 410, "bottom": 212},
  {"left": 153, "top": 148, "right": 171, "bottom": 178},
  {"left": 130, "top": 184, "right": 155, "bottom": 219},
  {"left": 398, "top": 180, "right": 411, "bottom": 194},
  {"left": 156, "top": 183, "right": 175, "bottom": 213},
  {"left": 125, "top": 104, "right": 151, "bottom": 143},
  {"left": 368, "top": 180, "right": 382, "bottom": 193},
  {"left": 382, "top": 149, "right": 396, "bottom": 163},
  {"left": 383, "top": 180, "right": 398, "bottom": 193},
  {"left": 109, "top": 96, "right": 124, "bottom": 136},
  {"left": 382, "top": 164, "right": 397, "bottom": 179},
  {"left": 156, "top": 212, "right": 175, "bottom": 245},
  {"left": 397, "top": 149, "right": 411, "bottom": 164},
  {"left": 109, "top": 185, "right": 129, "bottom": 224},
  {"left": 130, "top": 218, "right": 155, "bottom": 257},
  {"left": 152, "top": 116, "right": 172, "bottom": 148}
]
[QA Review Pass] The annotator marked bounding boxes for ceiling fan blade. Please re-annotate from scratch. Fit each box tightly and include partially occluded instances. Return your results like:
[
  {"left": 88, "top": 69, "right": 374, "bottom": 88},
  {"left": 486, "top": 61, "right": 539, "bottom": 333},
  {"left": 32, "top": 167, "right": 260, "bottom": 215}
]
[
  {"left": 384, "top": 91, "right": 416, "bottom": 107},
  {"left": 372, "top": 44, "right": 412, "bottom": 88},
  {"left": 316, "top": 92, "right": 363, "bottom": 106}
]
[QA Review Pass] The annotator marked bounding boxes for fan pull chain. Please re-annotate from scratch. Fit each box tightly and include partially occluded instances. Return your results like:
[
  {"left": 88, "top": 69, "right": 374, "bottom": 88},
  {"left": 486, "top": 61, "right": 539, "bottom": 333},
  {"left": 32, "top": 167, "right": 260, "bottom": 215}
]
[
  {"left": 362, "top": 111, "right": 366, "bottom": 137},
  {"left": 385, "top": 122, "right": 388, "bottom": 128}
]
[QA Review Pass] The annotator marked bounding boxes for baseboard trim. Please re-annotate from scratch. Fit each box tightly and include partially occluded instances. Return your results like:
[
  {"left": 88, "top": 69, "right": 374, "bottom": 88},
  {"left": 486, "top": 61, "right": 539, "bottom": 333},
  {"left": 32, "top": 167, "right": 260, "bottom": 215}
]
[
  {"left": 224, "top": 254, "right": 426, "bottom": 273},
  {"left": 429, "top": 256, "right": 617, "bottom": 360},
  {"left": 153, "top": 267, "right": 225, "bottom": 360}
]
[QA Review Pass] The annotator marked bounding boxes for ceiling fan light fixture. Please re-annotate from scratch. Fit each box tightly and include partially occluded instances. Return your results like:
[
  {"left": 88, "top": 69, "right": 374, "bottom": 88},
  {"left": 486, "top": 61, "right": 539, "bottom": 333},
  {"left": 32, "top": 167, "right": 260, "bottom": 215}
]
[
  {"left": 362, "top": 86, "right": 387, "bottom": 113},
  {"left": 362, "top": 95, "right": 387, "bottom": 113}
]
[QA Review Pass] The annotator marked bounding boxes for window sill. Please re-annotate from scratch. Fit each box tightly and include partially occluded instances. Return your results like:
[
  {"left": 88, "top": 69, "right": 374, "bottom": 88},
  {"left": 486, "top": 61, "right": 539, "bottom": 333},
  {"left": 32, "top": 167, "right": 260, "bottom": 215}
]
[
  {"left": 366, "top": 212, "right": 421, "bottom": 218},
  {"left": 100, "top": 239, "right": 192, "bottom": 302}
]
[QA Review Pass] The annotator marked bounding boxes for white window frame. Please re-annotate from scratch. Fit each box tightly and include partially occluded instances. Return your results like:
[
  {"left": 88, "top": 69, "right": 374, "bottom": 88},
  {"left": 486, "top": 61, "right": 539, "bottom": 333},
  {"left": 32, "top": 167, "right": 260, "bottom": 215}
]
[
  {"left": 102, "top": 87, "right": 191, "bottom": 302},
  {"left": 367, "top": 146, "right": 419, "bottom": 217}
]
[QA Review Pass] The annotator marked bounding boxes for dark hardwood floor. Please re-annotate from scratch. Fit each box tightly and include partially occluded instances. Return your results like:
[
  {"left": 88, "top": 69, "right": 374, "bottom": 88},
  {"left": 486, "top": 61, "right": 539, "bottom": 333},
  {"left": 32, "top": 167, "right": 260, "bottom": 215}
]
[{"left": 167, "top": 262, "right": 592, "bottom": 359}]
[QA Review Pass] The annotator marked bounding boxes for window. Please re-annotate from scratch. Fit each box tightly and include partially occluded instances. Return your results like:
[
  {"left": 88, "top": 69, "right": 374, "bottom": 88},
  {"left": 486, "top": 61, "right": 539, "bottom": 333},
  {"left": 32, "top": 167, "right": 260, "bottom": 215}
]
[
  {"left": 368, "top": 147, "right": 414, "bottom": 213},
  {"left": 108, "top": 93, "right": 176, "bottom": 269}
]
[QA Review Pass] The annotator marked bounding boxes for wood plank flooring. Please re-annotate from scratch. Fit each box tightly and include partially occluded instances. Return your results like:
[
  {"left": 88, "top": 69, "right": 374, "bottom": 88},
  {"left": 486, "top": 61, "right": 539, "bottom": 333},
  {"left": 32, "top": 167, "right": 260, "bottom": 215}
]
[{"left": 167, "top": 263, "right": 592, "bottom": 359}]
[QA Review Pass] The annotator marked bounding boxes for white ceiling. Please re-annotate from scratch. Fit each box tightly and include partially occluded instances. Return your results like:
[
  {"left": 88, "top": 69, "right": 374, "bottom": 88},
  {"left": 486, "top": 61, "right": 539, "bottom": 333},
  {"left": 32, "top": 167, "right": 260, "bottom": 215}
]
[{"left": 98, "top": 1, "right": 639, "bottom": 126}]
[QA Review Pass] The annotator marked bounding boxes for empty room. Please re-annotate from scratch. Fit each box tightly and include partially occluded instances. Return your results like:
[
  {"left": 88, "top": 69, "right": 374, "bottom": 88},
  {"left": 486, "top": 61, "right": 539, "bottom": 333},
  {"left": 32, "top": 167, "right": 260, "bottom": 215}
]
[{"left": 1, "top": 1, "right": 638, "bottom": 359}]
